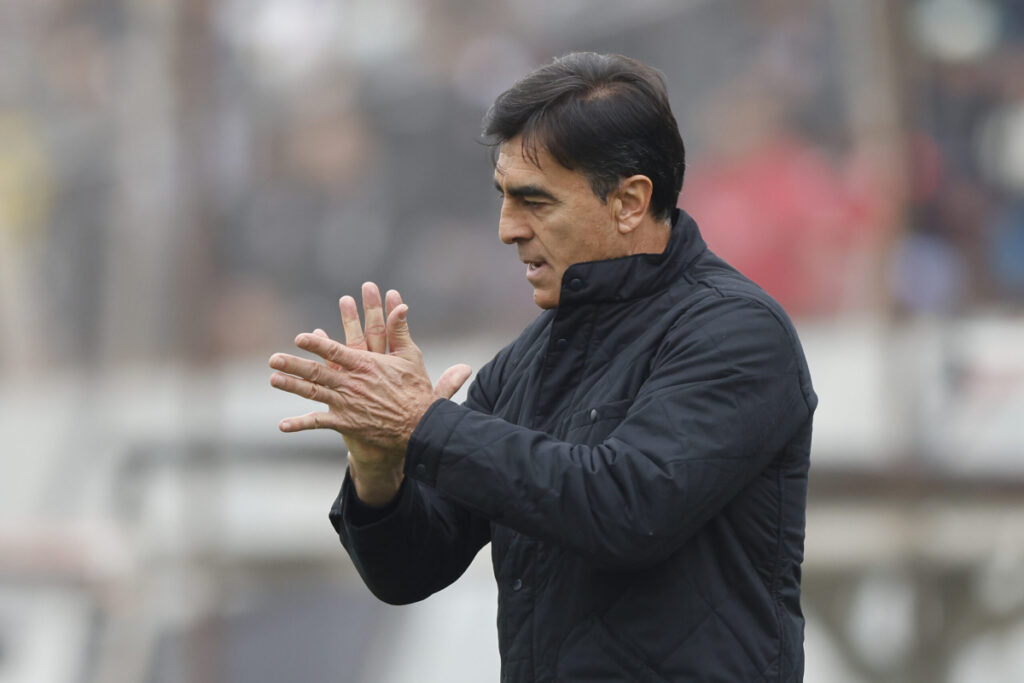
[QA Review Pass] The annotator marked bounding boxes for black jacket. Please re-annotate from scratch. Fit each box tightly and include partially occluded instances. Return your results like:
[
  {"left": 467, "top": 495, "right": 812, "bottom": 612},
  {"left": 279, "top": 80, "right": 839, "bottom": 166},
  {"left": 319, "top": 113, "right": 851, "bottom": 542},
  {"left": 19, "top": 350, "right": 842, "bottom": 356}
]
[{"left": 331, "top": 211, "right": 817, "bottom": 682}]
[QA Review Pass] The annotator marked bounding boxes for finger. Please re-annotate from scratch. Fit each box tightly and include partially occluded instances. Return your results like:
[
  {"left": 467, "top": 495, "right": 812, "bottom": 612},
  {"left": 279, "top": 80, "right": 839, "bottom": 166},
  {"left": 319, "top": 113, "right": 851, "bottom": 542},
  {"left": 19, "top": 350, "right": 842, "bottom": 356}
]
[
  {"left": 270, "top": 370, "right": 338, "bottom": 405},
  {"left": 314, "top": 328, "right": 342, "bottom": 370},
  {"left": 385, "top": 304, "right": 420, "bottom": 360},
  {"left": 279, "top": 410, "right": 340, "bottom": 433},
  {"left": 269, "top": 352, "right": 333, "bottom": 385},
  {"left": 295, "top": 332, "right": 361, "bottom": 369},
  {"left": 338, "top": 295, "right": 368, "bottom": 351},
  {"left": 385, "top": 289, "right": 403, "bottom": 319},
  {"left": 362, "top": 282, "right": 387, "bottom": 354},
  {"left": 434, "top": 363, "right": 473, "bottom": 399}
]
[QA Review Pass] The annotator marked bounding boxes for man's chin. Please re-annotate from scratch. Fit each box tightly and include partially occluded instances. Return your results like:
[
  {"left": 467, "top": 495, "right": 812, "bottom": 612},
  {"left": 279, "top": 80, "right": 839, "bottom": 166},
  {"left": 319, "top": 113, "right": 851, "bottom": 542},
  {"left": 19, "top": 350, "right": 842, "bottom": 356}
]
[{"left": 532, "top": 289, "right": 559, "bottom": 309}]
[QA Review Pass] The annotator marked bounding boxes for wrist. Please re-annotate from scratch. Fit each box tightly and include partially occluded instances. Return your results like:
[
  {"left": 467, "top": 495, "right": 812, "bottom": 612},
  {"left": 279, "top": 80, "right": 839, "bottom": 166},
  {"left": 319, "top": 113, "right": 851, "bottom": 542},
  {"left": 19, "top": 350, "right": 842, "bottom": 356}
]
[{"left": 347, "top": 453, "right": 404, "bottom": 506}]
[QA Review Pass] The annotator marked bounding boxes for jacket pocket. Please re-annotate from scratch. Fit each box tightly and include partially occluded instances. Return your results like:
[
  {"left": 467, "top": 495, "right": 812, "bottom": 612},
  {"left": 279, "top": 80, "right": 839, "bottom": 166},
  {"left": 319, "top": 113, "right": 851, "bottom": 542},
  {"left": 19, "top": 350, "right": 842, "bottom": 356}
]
[
  {"left": 563, "top": 399, "right": 633, "bottom": 446},
  {"left": 555, "top": 617, "right": 670, "bottom": 683}
]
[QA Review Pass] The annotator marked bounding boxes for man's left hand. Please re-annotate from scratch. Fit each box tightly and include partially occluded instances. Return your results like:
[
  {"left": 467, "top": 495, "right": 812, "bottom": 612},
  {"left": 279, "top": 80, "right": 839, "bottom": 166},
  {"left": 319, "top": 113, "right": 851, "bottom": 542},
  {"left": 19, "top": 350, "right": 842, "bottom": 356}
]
[{"left": 269, "top": 295, "right": 471, "bottom": 453}]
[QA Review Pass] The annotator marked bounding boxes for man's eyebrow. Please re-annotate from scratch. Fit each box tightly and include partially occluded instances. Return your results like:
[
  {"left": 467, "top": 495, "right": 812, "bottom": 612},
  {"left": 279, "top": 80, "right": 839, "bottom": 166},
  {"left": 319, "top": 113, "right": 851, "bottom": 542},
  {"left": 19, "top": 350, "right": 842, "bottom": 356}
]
[{"left": 493, "top": 180, "right": 559, "bottom": 202}]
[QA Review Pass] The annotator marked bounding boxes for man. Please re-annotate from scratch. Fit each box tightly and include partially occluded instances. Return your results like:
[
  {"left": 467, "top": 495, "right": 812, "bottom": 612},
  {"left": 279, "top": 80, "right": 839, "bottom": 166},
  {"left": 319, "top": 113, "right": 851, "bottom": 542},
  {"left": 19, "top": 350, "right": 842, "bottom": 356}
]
[{"left": 269, "top": 52, "right": 816, "bottom": 682}]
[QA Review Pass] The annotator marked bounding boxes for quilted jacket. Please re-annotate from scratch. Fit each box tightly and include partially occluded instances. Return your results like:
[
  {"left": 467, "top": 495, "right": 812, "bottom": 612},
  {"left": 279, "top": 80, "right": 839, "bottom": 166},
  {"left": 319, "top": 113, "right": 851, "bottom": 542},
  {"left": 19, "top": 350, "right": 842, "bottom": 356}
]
[{"left": 331, "top": 210, "right": 817, "bottom": 682}]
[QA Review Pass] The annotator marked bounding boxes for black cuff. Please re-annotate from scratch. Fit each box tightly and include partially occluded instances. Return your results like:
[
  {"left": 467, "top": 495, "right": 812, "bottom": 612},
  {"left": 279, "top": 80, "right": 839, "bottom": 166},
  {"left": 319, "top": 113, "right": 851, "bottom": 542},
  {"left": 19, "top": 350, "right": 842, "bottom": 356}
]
[
  {"left": 405, "top": 398, "right": 471, "bottom": 487},
  {"left": 344, "top": 474, "right": 404, "bottom": 527}
]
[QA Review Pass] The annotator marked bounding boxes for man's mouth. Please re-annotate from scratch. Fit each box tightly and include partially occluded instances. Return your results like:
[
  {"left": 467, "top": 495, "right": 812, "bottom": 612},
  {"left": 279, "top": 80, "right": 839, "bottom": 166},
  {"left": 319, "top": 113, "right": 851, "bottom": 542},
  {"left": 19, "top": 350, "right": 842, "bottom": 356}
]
[{"left": 524, "top": 259, "right": 548, "bottom": 282}]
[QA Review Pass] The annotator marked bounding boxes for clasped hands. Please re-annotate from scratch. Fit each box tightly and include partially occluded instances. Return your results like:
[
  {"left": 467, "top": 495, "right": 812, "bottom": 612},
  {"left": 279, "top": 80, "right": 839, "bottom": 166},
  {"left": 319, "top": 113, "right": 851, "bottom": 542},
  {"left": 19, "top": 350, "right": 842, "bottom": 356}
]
[{"left": 269, "top": 283, "right": 472, "bottom": 505}]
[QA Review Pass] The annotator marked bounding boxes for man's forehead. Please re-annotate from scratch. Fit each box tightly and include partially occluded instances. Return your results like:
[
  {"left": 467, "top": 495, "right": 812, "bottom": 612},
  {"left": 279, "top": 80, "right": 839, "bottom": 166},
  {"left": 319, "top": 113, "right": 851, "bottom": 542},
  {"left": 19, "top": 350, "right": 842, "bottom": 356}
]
[
  {"left": 496, "top": 142, "right": 536, "bottom": 173},
  {"left": 494, "top": 138, "right": 559, "bottom": 181}
]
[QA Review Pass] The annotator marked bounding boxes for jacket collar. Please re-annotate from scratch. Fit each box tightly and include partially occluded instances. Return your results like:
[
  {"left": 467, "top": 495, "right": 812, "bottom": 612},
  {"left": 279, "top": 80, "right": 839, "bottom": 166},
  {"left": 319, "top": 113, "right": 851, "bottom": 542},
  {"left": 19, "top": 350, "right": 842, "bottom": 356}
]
[{"left": 556, "top": 209, "right": 706, "bottom": 306}]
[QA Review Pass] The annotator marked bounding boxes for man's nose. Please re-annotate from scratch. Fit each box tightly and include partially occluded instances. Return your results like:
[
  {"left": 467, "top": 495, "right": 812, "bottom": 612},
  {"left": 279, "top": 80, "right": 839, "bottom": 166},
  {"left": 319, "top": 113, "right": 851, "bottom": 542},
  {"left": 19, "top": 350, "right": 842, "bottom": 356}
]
[{"left": 498, "top": 203, "right": 532, "bottom": 244}]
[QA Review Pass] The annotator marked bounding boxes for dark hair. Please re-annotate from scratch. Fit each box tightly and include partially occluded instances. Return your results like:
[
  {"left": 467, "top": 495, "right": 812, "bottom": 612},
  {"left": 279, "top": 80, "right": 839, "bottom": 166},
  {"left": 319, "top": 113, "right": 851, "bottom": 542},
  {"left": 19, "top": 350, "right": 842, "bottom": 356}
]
[{"left": 482, "top": 52, "right": 685, "bottom": 223}]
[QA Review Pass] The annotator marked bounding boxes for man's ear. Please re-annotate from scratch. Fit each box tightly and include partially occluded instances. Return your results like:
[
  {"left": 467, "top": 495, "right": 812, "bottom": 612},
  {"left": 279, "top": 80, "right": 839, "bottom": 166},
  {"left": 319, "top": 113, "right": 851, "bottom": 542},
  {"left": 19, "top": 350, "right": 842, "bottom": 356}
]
[{"left": 613, "top": 175, "right": 654, "bottom": 235}]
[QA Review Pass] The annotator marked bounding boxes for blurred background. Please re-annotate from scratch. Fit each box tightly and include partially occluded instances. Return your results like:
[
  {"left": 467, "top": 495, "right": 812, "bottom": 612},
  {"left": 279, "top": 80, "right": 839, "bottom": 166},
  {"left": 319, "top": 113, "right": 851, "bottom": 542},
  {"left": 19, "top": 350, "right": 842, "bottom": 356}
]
[{"left": 2, "top": 0, "right": 1024, "bottom": 681}]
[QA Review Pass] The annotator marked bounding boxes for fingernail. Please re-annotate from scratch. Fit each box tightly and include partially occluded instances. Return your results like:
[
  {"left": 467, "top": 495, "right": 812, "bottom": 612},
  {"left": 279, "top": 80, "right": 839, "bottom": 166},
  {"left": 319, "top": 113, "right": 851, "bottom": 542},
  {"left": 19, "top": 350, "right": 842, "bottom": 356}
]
[
  {"left": 280, "top": 420, "right": 291, "bottom": 430},
  {"left": 296, "top": 335, "right": 309, "bottom": 348}
]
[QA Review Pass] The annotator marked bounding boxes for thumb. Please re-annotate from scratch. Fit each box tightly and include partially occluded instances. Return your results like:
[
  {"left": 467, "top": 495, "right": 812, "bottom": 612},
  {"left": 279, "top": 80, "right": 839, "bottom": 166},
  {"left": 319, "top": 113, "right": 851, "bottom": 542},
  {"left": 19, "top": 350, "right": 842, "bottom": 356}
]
[
  {"left": 386, "top": 304, "right": 419, "bottom": 359},
  {"left": 434, "top": 363, "right": 473, "bottom": 400}
]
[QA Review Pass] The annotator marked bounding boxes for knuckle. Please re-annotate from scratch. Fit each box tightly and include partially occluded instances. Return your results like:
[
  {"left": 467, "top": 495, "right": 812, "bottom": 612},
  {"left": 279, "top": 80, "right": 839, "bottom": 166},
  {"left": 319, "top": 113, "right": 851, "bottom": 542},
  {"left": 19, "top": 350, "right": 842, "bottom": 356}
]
[{"left": 327, "top": 343, "right": 347, "bottom": 364}]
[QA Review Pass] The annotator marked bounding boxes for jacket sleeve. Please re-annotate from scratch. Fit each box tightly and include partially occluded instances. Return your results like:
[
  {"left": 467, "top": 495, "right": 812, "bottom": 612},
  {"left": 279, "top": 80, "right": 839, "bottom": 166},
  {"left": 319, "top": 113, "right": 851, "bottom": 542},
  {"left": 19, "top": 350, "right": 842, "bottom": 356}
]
[
  {"left": 327, "top": 342, "right": 518, "bottom": 604},
  {"left": 403, "top": 297, "right": 814, "bottom": 571},
  {"left": 330, "top": 473, "right": 490, "bottom": 604}
]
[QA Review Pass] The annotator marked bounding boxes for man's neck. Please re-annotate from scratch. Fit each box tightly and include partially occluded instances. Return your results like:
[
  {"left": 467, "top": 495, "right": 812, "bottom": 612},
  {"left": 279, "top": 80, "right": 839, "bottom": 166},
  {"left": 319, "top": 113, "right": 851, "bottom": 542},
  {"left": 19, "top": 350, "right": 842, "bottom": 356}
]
[{"left": 628, "top": 219, "right": 672, "bottom": 256}]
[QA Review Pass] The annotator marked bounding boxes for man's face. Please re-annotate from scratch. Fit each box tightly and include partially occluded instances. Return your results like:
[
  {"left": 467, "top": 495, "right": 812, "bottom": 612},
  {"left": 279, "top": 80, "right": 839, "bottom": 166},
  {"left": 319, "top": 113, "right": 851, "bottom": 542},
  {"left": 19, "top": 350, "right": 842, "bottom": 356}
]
[{"left": 494, "top": 137, "right": 624, "bottom": 309}]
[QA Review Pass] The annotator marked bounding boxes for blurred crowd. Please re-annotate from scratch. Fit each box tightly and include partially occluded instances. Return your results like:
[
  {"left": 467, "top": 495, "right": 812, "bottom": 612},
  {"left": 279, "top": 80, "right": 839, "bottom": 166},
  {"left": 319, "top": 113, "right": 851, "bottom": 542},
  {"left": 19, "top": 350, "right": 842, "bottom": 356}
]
[
  {"left": 896, "top": 1, "right": 1024, "bottom": 312},
  {"left": 2, "top": 0, "right": 1024, "bottom": 374}
]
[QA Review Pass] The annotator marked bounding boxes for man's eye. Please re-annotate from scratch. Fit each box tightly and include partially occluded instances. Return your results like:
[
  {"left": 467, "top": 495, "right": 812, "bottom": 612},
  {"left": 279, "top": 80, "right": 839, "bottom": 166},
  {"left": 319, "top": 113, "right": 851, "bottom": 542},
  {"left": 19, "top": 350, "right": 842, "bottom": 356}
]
[{"left": 522, "top": 199, "right": 543, "bottom": 208}]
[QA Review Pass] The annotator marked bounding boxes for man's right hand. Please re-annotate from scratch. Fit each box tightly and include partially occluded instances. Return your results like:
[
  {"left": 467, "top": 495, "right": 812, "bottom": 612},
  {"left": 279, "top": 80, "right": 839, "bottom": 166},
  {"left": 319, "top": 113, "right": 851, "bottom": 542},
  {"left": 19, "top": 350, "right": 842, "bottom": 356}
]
[{"left": 334, "top": 282, "right": 403, "bottom": 506}]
